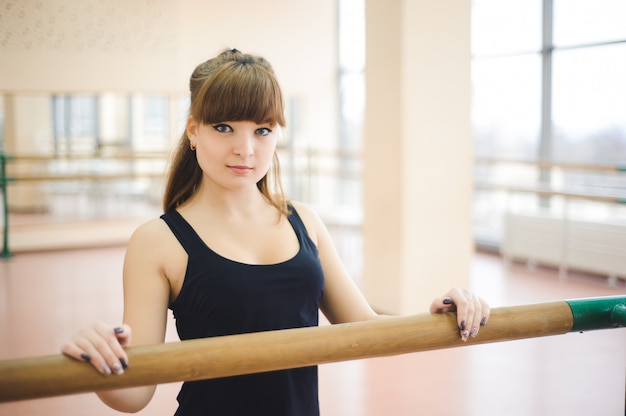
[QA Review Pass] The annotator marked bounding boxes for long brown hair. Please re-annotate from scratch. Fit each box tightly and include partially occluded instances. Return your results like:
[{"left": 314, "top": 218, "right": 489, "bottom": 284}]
[{"left": 163, "top": 49, "right": 289, "bottom": 215}]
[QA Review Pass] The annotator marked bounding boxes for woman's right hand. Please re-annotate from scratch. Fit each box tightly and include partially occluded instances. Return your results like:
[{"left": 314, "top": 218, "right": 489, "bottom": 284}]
[{"left": 61, "top": 321, "right": 131, "bottom": 376}]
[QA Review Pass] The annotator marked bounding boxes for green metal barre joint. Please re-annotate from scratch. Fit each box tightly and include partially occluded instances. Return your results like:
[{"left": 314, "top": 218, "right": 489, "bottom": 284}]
[
  {"left": 0, "top": 153, "right": 16, "bottom": 162},
  {"left": 0, "top": 152, "right": 10, "bottom": 258},
  {"left": 567, "top": 296, "right": 626, "bottom": 332}
]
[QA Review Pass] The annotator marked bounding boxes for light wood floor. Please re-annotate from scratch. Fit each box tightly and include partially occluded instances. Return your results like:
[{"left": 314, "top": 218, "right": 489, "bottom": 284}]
[{"left": 0, "top": 235, "right": 624, "bottom": 415}]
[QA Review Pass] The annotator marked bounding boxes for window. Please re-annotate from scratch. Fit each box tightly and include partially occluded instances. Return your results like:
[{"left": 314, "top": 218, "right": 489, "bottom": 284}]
[{"left": 471, "top": 0, "right": 626, "bottom": 248}]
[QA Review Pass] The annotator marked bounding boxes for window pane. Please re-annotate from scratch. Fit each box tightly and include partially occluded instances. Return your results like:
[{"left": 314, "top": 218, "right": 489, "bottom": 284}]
[
  {"left": 338, "top": 0, "right": 365, "bottom": 71},
  {"left": 471, "top": 0, "right": 542, "bottom": 56},
  {"left": 472, "top": 55, "right": 542, "bottom": 159},
  {"left": 552, "top": 44, "right": 626, "bottom": 164},
  {"left": 554, "top": 0, "right": 626, "bottom": 47},
  {"left": 69, "top": 95, "right": 97, "bottom": 137},
  {"left": 142, "top": 95, "right": 168, "bottom": 136},
  {"left": 99, "top": 93, "right": 129, "bottom": 148},
  {"left": 339, "top": 72, "right": 364, "bottom": 151}
]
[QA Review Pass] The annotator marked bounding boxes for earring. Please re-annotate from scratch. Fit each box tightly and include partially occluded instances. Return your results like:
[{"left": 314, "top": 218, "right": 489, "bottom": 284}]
[{"left": 189, "top": 142, "right": 196, "bottom": 151}]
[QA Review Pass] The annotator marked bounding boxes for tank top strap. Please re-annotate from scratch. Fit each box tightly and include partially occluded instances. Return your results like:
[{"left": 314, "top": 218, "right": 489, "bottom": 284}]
[
  {"left": 286, "top": 205, "right": 317, "bottom": 252},
  {"left": 286, "top": 205, "right": 304, "bottom": 235},
  {"left": 160, "top": 210, "right": 203, "bottom": 255}
]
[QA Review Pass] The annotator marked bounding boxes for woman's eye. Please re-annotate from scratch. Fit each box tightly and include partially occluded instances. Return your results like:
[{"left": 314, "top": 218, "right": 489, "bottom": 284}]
[
  {"left": 212, "top": 124, "right": 232, "bottom": 133},
  {"left": 256, "top": 127, "right": 272, "bottom": 136}
]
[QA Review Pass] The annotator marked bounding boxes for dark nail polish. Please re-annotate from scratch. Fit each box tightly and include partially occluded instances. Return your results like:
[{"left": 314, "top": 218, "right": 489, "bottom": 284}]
[
  {"left": 443, "top": 298, "right": 454, "bottom": 305},
  {"left": 459, "top": 321, "right": 466, "bottom": 331},
  {"left": 119, "top": 358, "right": 128, "bottom": 369},
  {"left": 80, "top": 353, "right": 91, "bottom": 362},
  {"left": 480, "top": 317, "right": 487, "bottom": 326},
  {"left": 114, "top": 327, "right": 124, "bottom": 334}
]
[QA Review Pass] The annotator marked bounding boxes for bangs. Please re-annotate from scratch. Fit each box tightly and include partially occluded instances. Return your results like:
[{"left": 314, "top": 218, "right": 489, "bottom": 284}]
[{"left": 192, "top": 61, "right": 285, "bottom": 127}]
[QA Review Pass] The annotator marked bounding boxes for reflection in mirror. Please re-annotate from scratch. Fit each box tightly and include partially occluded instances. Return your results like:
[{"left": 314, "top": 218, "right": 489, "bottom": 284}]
[{"left": 0, "top": 91, "right": 184, "bottom": 228}]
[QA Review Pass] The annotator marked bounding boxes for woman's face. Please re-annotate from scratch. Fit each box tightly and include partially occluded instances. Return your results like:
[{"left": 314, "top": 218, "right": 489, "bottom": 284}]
[{"left": 187, "top": 118, "right": 278, "bottom": 191}]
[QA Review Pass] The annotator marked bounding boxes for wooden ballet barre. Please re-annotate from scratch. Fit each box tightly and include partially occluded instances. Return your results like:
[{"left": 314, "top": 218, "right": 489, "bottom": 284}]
[{"left": 0, "top": 296, "right": 624, "bottom": 403}]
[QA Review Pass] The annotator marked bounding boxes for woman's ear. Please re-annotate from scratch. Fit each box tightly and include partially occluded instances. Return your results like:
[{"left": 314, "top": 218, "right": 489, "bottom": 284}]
[
  {"left": 186, "top": 116, "right": 199, "bottom": 150},
  {"left": 187, "top": 116, "right": 199, "bottom": 137}
]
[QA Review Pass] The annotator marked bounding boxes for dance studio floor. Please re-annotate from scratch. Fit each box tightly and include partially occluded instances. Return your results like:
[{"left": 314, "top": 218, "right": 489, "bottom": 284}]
[{"left": 0, "top": 232, "right": 624, "bottom": 415}]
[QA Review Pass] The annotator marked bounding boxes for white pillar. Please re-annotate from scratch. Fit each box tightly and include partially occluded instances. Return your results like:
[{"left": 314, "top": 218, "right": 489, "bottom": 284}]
[{"left": 362, "top": 0, "right": 473, "bottom": 314}]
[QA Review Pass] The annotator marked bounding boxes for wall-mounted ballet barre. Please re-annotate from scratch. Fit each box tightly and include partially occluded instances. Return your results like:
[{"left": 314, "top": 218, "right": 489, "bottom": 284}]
[
  {"left": 0, "top": 296, "right": 624, "bottom": 403},
  {"left": 0, "top": 152, "right": 169, "bottom": 258}
]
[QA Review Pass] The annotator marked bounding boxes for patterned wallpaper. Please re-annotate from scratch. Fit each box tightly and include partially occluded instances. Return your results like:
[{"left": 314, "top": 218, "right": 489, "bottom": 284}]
[{"left": 0, "top": 0, "right": 178, "bottom": 53}]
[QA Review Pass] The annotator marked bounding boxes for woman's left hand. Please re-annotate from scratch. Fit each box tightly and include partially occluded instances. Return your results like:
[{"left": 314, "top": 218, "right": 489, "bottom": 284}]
[{"left": 430, "top": 289, "right": 490, "bottom": 342}]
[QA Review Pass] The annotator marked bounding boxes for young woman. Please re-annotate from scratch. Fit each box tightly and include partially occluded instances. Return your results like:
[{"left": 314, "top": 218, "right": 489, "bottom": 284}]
[{"left": 62, "top": 48, "right": 490, "bottom": 415}]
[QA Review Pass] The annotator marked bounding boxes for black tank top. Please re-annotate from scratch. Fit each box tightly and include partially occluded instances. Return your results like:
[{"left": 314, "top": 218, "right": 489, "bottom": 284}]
[{"left": 161, "top": 206, "right": 324, "bottom": 415}]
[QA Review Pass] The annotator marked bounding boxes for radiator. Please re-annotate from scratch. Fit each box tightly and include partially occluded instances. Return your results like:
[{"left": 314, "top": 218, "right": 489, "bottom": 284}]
[{"left": 501, "top": 212, "right": 626, "bottom": 282}]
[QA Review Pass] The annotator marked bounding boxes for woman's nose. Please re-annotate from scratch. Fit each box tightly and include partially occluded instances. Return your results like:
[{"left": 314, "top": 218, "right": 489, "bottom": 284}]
[{"left": 232, "top": 132, "right": 254, "bottom": 156}]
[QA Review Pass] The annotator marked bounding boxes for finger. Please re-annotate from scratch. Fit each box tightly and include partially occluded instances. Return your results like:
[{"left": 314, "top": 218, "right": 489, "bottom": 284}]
[
  {"left": 113, "top": 323, "right": 132, "bottom": 348},
  {"left": 436, "top": 289, "right": 469, "bottom": 340},
  {"left": 450, "top": 289, "right": 474, "bottom": 342},
  {"left": 430, "top": 296, "right": 457, "bottom": 314},
  {"left": 93, "top": 323, "right": 129, "bottom": 374},
  {"left": 61, "top": 323, "right": 128, "bottom": 375},
  {"left": 61, "top": 341, "right": 92, "bottom": 363},
  {"left": 61, "top": 327, "right": 112, "bottom": 375},
  {"left": 71, "top": 330, "right": 115, "bottom": 375},
  {"left": 469, "top": 294, "right": 483, "bottom": 338},
  {"left": 479, "top": 297, "right": 490, "bottom": 327},
  {"left": 69, "top": 324, "right": 125, "bottom": 375},
  {"left": 460, "top": 296, "right": 475, "bottom": 342}
]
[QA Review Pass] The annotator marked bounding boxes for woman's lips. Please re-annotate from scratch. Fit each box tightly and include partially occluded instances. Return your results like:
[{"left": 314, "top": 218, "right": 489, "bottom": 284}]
[{"left": 228, "top": 165, "right": 253, "bottom": 174}]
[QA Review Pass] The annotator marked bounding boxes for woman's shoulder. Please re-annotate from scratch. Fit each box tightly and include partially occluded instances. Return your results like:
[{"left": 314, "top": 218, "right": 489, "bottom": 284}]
[
  {"left": 132, "top": 217, "right": 170, "bottom": 236},
  {"left": 125, "top": 216, "right": 185, "bottom": 272},
  {"left": 127, "top": 217, "right": 177, "bottom": 249}
]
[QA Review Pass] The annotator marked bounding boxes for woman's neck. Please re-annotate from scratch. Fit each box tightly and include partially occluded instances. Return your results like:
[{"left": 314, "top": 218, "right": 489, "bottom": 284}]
[{"left": 180, "top": 183, "right": 273, "bottom": 222}]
